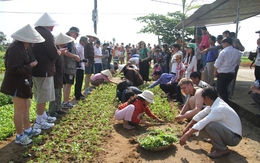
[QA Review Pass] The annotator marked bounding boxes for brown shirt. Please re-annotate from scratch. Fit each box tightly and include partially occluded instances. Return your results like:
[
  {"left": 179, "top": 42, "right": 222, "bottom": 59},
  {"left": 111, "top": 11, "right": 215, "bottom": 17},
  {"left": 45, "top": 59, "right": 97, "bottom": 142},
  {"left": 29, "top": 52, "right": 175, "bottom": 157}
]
[
  {"left": 1, "top": 41, "right": 33, "bottom": 98},
  {"left": 84, "top": 42, "right": 94, "bottom": 64}
]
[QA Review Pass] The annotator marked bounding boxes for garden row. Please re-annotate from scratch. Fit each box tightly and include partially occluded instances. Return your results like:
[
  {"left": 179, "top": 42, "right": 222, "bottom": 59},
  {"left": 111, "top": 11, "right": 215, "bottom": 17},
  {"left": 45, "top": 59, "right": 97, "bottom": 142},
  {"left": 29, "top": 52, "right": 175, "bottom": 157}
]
[{"left": 0, "top": 83, "right": 178, "bottom": 162}]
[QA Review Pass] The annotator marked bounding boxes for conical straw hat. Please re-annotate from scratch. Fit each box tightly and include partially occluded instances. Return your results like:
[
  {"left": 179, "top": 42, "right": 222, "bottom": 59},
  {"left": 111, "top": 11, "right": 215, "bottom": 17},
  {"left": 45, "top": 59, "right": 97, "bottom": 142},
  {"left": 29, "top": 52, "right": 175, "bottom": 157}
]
[
  {"left": 117, "top": 64, "right": 126, "bottom": 73},
  {"left": 35, "top": 12, "right": 58, "bottom": 26},
  {"left": 11, "top": 24, "right": 45, "bottom": 43},
  {"left": 55, "top": 33, "right": 75, "bottom": 45},
  {"left": 86, "top": 32, "right": 99, "bottom": 39},
  {"left": 101, "top": 69, "right": 112, "bottom": 78}
]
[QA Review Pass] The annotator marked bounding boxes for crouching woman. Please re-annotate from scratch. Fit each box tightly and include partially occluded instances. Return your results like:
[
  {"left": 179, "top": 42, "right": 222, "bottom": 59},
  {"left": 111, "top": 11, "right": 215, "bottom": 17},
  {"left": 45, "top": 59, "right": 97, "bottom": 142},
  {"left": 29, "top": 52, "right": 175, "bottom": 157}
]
[{"left": 114, "top": 90, "right": 164, "bottom": 129}]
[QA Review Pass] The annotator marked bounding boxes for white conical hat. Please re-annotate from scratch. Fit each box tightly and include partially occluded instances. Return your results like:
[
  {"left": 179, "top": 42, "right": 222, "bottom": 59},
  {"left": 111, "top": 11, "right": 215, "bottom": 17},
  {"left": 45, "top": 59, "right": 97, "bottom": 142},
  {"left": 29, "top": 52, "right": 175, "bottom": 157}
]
[
  {"left": 101, "top": 69, "right": 112, "bottom": 78},
  {"left": 11, "top": 24, "right": 45, "bottom": 43},
  {"left": 86, "top": 32, "right": 99, "bottom": 39},
  {"left": 117, "top": 64, "right": 126, "bottom": 73},
  {"left": 55, "top": 33, "right": 75, "bottom": 45},
  {"left": 35, "top": 12, "right": 58, "bottom": 26}
]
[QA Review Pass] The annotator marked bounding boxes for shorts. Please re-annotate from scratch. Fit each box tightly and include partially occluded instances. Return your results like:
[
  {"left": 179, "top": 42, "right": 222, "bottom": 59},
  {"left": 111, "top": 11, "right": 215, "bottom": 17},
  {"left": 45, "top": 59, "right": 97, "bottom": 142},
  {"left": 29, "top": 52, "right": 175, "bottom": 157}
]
[
  {"left": 85, "top": 63, "right": 94, "bottom": 74},
  {"left": 63, "top": 74, "right": 75, "bottom": 85},
  {"left": 32, "top": 76, "right": 55, "bottom": 103}
]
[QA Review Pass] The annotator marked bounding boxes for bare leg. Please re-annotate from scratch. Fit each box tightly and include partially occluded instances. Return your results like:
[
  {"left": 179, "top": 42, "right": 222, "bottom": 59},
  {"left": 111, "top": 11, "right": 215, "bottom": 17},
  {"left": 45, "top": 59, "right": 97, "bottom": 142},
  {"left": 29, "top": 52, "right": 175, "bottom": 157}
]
[
  {"left": 64, "top": 83, "right": 72, "bottom": 103},
  {"left": 85, "top": 74, "right": 91, "bottom": 90},
  {"left": 13, "top": 97, "right": 30, "bottom": 134}
]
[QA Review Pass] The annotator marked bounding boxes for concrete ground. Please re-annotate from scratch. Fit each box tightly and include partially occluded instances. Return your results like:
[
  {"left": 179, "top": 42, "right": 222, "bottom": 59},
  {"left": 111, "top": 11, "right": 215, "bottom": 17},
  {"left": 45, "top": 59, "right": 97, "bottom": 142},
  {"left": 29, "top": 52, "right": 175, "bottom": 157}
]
[{"left": 229, "top": 66, "right": 260, "bottom": 127}]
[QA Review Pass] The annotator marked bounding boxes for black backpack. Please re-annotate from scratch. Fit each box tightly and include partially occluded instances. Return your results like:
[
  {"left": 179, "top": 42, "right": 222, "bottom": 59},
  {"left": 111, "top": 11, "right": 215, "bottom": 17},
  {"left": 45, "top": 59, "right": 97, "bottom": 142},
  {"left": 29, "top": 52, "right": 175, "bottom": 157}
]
[{"left": 116, "top": 79, "right": 133, "bottom": 92}]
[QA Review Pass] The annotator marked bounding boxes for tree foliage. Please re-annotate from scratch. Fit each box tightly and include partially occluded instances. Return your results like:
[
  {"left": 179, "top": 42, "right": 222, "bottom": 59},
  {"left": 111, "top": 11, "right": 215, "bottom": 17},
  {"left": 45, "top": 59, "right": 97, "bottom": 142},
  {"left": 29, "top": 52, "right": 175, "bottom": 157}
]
[
  {"left": 135, "top": 11, "right": 194, "bottom": 44},
  {"left": 0, "top": 32, "right": 7, "bottom": 45}
]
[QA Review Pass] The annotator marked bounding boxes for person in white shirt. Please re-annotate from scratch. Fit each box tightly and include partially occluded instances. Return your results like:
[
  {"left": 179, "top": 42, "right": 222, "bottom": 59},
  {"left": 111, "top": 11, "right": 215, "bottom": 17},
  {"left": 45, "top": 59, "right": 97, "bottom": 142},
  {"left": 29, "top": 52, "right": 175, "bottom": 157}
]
[
  {"left": 74, "top": 36, "right": 88, "bottom": 100},
  {"left": 184, "top": 43, "right": 197, "bottom": 78},
  {"left": 190, "top": 71, "right": 209, "bottom": 88},
  {"left": 94, "top": 40, "right": 103, "bottom": 74},
  {"left": 170, "top": 44, "right": 183, "bottom": 74},
  {"left": 214, "top": 37, "right": 241, "bottom": 104},
  {"left": 180, "top": 87, "right": 242, "bottom": 158}
]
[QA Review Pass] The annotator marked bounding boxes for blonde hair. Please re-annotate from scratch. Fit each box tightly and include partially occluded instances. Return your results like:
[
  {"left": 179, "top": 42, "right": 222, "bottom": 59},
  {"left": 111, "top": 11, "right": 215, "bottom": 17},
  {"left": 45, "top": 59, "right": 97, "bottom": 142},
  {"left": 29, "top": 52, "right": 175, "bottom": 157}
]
[{"left": 178, "top": 78, "right": 193, "bottom": 86}]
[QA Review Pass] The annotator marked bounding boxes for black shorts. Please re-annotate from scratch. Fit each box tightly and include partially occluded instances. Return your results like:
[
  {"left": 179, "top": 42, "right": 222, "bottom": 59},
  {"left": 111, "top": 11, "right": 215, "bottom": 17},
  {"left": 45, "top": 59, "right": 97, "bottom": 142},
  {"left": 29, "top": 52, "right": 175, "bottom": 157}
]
[{"left": 63, "top": 74, "right": 75, "bottom": 84}]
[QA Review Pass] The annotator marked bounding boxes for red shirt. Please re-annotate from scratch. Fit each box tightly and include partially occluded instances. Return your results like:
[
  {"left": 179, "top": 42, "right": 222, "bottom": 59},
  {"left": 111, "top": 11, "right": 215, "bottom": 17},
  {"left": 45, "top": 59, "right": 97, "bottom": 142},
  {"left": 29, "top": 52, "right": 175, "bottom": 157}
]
[{"left": 118, "top": 99, "right": 158, "bottom": 124}]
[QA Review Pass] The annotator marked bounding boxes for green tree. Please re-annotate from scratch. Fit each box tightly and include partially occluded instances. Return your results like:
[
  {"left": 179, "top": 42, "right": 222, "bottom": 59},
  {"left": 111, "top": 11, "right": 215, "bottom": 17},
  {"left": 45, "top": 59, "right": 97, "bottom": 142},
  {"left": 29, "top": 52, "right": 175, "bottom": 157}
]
[
  {"left": 0, "top": 32, "right": 7, "bottom": 45},
  {"left": 135, "top": 11, "right": 194, "bottom": 44}
]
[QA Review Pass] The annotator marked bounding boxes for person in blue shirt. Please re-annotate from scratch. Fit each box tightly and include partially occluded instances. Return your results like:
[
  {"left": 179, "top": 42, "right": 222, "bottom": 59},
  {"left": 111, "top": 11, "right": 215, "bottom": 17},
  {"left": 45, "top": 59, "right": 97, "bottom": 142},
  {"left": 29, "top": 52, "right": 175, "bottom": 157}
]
[
  {"left": 203, "top": 36, "right": 218, "bottom": 86},
  {"left": 148, "top": 71, "right": 176, "bottom": 96}
]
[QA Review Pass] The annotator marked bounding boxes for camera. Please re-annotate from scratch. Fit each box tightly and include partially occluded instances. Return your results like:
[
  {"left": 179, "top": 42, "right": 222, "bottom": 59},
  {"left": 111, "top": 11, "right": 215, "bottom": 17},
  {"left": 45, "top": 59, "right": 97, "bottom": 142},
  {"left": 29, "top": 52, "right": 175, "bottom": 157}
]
[
  {"left": 77, "top": 59, "right": 89, "bottom": 68},
  {"left": 81, "top": 59, "right": 89, "bottom": 63}
]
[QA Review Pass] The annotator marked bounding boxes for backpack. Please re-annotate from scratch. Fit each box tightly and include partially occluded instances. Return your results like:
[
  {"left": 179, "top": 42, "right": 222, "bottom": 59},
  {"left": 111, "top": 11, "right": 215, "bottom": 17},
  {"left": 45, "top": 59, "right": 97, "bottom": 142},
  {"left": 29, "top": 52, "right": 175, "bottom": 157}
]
[
  {"left": 116, "top": 79, "right": 133, "bottom": 92},
  {"left": 124, "top": 87, "right": 135, "bottom": 102},
  {"left": 248, "top": 51, "right": 257, "bottom": 61}
]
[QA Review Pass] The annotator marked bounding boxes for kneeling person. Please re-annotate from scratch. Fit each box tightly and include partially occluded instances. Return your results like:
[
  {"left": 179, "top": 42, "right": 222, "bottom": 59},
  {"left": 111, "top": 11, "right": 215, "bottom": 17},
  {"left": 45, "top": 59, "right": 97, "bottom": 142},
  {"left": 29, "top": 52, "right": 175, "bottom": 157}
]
[
  {"left": 115, "top": 90, "right": 164, "bottom": 129},
  {"left": 175, "top": 78, "right": 204, "bottom": 121},
  {"left": 180, "top": 87, "right": 242, "bottom": 158},
  {"left": 90, "top": 69, "right": 114, "bottom": 86}
]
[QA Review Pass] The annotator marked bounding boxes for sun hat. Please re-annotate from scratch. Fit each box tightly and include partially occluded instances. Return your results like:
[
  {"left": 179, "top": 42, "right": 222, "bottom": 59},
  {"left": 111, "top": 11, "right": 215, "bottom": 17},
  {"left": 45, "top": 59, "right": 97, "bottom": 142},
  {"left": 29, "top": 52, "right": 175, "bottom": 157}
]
[
  {"left": 138, "top": 90, "right": 155, "bottom": 103},
  {"left": 86, "top": 32, "right": 99, "bottom": 39},
  {"left": 79, "top": 36, "right": 88, "bottom": 43},
  {"left": 173, "top": 53, "right": 182, "bottom": 60},
  {"left": 34, "top": 12, "right": 58, "bottom": 26},
  {"left": 55, "top": 33, "right": 75, "bottom": 45},
  {"left": 101, "top": 69, "right": 112, "bottom": 78},
  {"left": 11, "top": 24, "right": 45, "bottom": 43},
  {"left": 187, "top": 43, "right": 195, "bottom": 49},
  {"left": 117, "top": 64, "right": 126, "bottom": 73},
  {"left": 66, "top": 27, "right": 80, "bottom": 35}
]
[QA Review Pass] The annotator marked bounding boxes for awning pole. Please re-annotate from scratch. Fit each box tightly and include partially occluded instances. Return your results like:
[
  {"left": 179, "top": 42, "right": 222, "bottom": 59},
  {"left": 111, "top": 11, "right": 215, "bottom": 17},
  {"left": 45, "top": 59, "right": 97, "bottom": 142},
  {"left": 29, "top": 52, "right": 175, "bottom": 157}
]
[{"left": 235, "top": 0, "right": 241, "bottom": 39}]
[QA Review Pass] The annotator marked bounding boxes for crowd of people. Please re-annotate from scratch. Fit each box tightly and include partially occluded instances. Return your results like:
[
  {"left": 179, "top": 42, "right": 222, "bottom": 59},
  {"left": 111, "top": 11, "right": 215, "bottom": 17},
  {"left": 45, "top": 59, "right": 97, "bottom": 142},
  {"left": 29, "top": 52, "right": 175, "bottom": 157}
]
[{"left": 1, "top": 11, "right": 258, "bottom": 158}]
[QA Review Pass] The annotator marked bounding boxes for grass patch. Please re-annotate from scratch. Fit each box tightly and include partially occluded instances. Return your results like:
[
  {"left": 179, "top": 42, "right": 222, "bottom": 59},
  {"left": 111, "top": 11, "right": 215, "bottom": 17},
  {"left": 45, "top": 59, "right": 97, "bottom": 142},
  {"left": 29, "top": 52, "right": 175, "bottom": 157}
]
[{"left": 0, "top": 51, "right": 5, "bottom": 72}]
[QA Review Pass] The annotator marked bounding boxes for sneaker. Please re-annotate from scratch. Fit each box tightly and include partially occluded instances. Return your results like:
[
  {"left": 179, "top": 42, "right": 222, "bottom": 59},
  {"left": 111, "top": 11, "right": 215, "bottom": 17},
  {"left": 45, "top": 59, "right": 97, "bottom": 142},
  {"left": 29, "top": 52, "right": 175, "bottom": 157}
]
[
  {"left": 89, "top": 87, "right": 95, "bottom": 91},
  {"left": 15, "top": 135, "right": 32, "bottom": 145},
  {"left": 84, "top": 89, "right": 92, "bottom": 94},
  {"left": 33, "top": 121, "right": 55, "bottom": 130},
  {"left": 24, "top": 128, "right": 41, "bottom": 138},
  {"left": 61, "top": 102, "right": 74, "bottom": 109},
  {"left": 43, "top": 115, "right": 56, "bottom": 123}
]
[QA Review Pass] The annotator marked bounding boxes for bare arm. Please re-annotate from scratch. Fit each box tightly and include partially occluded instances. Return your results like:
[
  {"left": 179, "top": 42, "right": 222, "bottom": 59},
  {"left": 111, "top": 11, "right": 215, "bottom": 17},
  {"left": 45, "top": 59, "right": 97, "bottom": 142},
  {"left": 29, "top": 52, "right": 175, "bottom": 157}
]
[
  {"left": 63, "top": 51, "right": 80, "bottom": 62},
  {"left": 180, "top": 120, "right": 198, "bottom": 146}
]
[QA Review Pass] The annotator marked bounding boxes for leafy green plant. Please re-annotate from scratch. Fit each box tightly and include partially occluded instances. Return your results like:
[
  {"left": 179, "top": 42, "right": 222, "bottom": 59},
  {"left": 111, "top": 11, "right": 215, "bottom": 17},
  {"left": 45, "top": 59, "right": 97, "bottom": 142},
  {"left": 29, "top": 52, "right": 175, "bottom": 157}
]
[{"left": 138, "top": 129, "right": 178, "bottom": 151}]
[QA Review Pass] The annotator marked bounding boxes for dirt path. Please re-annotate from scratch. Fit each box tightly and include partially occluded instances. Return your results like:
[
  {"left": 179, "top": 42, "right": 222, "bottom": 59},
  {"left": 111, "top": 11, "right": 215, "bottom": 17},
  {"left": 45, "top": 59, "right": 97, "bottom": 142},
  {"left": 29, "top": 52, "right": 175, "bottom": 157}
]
[{"left": 98, "top": 117, "right": 260, "bottom": 163}]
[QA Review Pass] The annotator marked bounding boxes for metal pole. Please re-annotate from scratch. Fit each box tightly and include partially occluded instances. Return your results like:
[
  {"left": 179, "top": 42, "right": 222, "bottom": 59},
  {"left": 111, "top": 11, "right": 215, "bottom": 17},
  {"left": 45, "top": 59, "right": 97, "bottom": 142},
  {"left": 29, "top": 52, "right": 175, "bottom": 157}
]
[
  {"left": 235, "top": 0, "right": 241, "bottom": 39},
  {"left": 182, "top": 0, "right": 185, "bottom": 52},
  {"left": 229, "top": 0, "right": 241, "bottom": 98},
  {"left": 94, "top": 0, "right": 97, "bottom": 35}
]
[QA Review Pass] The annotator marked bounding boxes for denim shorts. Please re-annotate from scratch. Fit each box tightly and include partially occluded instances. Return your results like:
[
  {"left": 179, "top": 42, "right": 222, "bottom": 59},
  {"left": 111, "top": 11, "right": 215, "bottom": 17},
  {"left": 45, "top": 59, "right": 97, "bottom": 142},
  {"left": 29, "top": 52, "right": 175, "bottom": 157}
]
[{"left": 85, "top": 63, "right": 94, "bottom": 74}]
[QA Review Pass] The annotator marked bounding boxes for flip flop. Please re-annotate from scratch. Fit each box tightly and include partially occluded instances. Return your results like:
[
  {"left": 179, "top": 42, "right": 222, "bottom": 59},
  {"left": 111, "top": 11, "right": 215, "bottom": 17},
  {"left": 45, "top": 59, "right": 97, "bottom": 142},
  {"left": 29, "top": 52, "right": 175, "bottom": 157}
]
[{"left": 123, "top": 125, "right": 135, "bottom": 130}]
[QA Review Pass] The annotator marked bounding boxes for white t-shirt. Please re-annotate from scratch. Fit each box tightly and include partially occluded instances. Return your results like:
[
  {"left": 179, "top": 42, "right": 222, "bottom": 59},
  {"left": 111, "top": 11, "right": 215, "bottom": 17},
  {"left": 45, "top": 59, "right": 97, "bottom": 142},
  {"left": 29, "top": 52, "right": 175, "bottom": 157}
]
[
  {"left": 76, "top": 43, "right": 85, "bottom": 70},
  {"left": 254, "top": 46, "right": 260, "bottom": 66},
  {"left": 94, "top": 46, "right": 102, "bottom": 63}
]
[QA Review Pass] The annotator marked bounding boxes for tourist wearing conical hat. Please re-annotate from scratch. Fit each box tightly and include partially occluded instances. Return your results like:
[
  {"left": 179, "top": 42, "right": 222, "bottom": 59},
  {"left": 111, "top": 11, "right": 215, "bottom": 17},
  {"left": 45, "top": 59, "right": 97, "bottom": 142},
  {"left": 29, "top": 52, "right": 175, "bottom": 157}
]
[
  {"left": 84, "top": 33, "right": 98, "bottom": 94},
  {"left": 90, "top": 69, "right": 116, "bottom": 86},
  {"left": 0, "top": 24, "right": 44, "bottom": 145},
  {"left": 48, "top": 33, "right": 74, "bottom": 118},
  {"left": 31, "top": 12, "right": 60, "bottom": 130}
]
